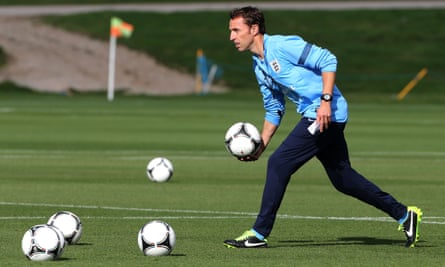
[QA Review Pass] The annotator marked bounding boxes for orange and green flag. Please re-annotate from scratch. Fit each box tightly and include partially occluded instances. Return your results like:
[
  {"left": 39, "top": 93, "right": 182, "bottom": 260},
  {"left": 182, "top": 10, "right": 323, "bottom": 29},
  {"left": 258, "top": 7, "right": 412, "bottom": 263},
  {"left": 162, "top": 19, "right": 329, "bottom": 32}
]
[{"left": 110, "top": 17, "right": 134, "bottom": 38}]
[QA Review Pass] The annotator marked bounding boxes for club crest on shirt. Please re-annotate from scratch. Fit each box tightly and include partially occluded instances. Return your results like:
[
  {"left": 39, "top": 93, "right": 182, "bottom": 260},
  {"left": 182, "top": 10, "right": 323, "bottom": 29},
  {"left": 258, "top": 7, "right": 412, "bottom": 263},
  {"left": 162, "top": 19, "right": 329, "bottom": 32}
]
[{"left": 270, "top": 59, "right": 280, "bottom": 73}]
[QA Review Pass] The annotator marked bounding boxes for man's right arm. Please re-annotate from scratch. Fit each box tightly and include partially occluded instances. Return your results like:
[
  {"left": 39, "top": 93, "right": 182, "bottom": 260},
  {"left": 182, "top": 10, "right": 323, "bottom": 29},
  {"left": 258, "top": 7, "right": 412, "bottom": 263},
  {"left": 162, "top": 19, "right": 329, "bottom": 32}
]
[{"left": 261, "top": 120, "right": 278, "bottom": 148}]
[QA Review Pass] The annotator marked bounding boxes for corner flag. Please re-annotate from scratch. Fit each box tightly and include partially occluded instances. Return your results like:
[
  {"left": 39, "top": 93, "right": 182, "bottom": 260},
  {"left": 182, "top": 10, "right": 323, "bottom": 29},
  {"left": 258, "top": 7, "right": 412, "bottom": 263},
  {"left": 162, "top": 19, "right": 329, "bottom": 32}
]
[
  {"left": 108, "top": 17, "right": 134, "bottom": 101},
  {"left": 110, "top": 17, "right": 134, "bottom": 38}
]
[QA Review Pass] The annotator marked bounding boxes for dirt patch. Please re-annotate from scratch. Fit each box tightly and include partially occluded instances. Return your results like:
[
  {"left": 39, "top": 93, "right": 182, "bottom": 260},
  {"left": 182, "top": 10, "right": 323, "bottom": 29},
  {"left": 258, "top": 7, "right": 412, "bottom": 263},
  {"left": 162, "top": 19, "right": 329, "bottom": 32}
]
[{"left": 0, "top": 16, "right": 223, "bottom": 95}]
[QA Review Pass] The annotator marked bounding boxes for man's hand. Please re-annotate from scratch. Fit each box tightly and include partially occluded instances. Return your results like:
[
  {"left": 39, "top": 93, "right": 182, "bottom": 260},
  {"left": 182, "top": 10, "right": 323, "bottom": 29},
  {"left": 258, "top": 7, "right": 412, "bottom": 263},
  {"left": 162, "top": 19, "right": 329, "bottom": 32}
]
[
  {"left": 238, "top": 120, "right": 277, "bottom": 162},
  {"left": 238, "top": 141, "right": 265, "bottom": 162},
  {"left": 317, "top": 100, "right": 331, "bottom": 132}
]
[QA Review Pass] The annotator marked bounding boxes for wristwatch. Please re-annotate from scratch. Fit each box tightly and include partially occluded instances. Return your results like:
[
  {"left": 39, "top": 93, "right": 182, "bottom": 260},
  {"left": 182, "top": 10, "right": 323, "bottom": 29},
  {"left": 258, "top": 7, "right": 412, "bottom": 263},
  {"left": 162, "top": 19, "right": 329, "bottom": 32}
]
[{"left": 321, "top": 93, "right": 333, "bottom": 102}]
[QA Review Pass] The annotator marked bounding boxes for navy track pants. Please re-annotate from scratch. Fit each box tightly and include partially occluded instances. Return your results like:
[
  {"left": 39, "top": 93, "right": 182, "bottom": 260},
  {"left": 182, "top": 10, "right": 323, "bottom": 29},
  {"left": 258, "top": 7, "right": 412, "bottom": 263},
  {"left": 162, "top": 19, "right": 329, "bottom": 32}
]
[{"left": 253, "top": 118, "right": 407, "bottom": 237}]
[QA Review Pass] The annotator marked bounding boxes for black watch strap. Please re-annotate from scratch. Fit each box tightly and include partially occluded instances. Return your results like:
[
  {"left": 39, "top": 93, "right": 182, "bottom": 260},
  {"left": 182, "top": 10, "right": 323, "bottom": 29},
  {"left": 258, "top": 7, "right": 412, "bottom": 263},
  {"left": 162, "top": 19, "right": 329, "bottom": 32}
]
[{"left": 321, "top": 94, "right": 333, "bottom": 102}]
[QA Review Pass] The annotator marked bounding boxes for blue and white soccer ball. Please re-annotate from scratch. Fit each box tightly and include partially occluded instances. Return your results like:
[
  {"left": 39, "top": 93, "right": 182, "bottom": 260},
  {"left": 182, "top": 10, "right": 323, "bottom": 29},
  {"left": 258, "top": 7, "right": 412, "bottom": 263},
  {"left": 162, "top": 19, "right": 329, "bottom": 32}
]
[
  {"left": 47, "top": 211, "right": 83, "bottom": 245},
  {"left": 137, "top": 220, "right": 176, "bottom": 256},
  {"left": 21, "top": 224, "right": 66, "bottom": 261},
  {"left": 146, "top": 157, "right": 174, "bottom": 183},
  {"left": 224, "top": 122, "right": 262, "bottom": 158}
]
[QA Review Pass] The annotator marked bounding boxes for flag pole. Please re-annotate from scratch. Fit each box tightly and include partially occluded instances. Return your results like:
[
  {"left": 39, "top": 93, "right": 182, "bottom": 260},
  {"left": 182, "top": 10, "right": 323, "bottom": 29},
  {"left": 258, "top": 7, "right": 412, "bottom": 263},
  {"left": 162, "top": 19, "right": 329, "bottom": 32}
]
[
  {"left": 107, "top": 17, "right": 133, "bottom": 101},
  {"left": 107, "top": 34, "right": 117, "bottom": 101}
]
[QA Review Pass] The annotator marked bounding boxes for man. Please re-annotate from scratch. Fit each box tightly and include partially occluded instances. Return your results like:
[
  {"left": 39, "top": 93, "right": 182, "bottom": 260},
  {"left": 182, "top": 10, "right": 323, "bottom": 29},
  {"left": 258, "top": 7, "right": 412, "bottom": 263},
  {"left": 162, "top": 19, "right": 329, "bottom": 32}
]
[{"left": 224, "top": 6, "right": 422, "bottom": 249}]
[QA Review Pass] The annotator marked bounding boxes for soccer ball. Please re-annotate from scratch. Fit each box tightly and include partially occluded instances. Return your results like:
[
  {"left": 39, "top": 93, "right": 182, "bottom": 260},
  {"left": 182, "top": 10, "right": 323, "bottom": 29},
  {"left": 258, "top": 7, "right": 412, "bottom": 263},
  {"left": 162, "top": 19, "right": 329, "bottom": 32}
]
[
  {"left": 137, "top": 220, "right": 176, "bottom": 256},
  {"left": 47, "top": 211, "right": 83, "bottom": 245},
  {"left": 21, "top": 224, "right": 65, "bottom": 261},
  {"left": 146, "top": 157, "right": 173, "bottom": 183},
  {"left": 224, "top": 122, "right": 262, "bottom": 157}
]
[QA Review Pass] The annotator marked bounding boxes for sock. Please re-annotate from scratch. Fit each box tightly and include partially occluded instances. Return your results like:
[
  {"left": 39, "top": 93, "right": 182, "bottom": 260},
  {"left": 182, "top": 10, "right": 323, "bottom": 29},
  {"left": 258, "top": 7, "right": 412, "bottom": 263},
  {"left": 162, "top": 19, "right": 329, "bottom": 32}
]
[
  {"left": 251, "top": 228, "right": 264, "bottom": 240},
  {"left": 398, "top": 210, "right": 409, "bottom": 224}
]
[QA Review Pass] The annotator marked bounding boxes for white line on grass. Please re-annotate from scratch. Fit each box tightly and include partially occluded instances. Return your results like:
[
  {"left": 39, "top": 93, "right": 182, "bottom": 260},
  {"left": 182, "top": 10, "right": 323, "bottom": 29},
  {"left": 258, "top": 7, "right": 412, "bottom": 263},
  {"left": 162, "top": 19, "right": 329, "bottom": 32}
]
[
  {"left": 0, "top": 201, "right": 257, "bottom": 216},
  {"left": 0, "top": 108, "right": 14, "bottom": 113},
  {"left": 1, "top": 149, "right": 445, "bottom": 158},
  {"left": 1, "top": 201, "right": 444, "bottom": 225},
  {"left": 0, "top": 216, "right": 47, "bottom": 220},
  {"left": 353, "top": 151, "right": 445, "bottom": 157}
]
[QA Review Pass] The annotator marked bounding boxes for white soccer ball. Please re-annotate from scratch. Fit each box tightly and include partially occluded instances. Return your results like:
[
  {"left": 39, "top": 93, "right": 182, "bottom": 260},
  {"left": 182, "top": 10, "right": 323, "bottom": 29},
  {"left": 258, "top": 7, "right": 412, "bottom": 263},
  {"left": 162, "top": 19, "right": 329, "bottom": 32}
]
[
  {"left": 146, "top": 157, "right": 173, "bottom": 183},
  {"left": 137, "top": 220, "right": 176, "bottom": 256},
  {"left": 21, "top": 224, "right": 65, "bottom": 261},
  {"left": 47, "top": 211, "right": 83, "bottom": 245},
  {"left": 224, "top": 122, "right": 262, "bottom": 158}
]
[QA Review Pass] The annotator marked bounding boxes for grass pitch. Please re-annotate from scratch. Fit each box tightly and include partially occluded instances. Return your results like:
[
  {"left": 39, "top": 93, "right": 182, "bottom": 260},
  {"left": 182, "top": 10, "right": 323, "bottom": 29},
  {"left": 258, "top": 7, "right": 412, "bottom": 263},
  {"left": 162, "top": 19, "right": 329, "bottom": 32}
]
[{"left": 1, "top": 89, "right": 444, "bottom": 266}]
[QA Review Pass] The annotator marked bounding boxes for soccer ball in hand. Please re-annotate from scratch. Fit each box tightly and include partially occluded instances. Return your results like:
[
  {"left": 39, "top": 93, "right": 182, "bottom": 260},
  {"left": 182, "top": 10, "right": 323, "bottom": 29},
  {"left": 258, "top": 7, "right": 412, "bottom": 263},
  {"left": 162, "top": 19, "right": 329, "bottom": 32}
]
[
  {"left": 21, "top": 224, "right": 66, "bottom": 261},
  {"left": 47, "top": 211, "right": 83, "bottom": 245},
  {"left": 137, "top": 220, "right": 176, "bottom": 256},
  {"left": 146, "top": 157, "right": 174, "bottom": 183},
  {"left": 225, "top": 122, "right": 262, "bottom": 158}
]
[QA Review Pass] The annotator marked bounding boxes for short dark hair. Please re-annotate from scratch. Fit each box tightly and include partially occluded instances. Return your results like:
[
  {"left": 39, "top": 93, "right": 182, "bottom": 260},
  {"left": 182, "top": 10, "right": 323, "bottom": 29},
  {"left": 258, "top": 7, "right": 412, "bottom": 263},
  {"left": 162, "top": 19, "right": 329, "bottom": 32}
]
[{"left": 229, "top": 6, "right": 266, "bottom": 34}]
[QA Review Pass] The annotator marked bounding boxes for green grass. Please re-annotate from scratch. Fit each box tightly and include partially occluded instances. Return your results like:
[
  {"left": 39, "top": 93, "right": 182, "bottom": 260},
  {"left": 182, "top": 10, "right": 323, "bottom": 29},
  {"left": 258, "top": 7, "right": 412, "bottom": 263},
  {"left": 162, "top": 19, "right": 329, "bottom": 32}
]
[{"left": 0, "top": 88, "right": 444, "bottom": 266}]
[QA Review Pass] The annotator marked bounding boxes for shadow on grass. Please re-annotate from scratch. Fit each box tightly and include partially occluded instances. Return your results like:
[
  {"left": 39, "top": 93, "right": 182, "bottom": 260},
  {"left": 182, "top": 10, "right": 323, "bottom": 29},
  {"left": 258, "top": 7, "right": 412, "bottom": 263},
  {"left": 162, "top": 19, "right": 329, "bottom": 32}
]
[
  {"left": 71, "top": 242, "right": 93, "bottom": 246},
  {"left": 276, "top": 236, "right": 405, "bottom": 247},
  {"left": 55, "top": 257, "right": 73, "bottom": 261}
]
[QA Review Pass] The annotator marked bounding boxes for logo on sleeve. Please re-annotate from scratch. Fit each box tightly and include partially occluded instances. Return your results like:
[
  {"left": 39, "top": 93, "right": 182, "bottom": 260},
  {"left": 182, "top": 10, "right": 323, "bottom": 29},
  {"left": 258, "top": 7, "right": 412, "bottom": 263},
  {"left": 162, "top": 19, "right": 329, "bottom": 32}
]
[{"left": 270, "top": 59, "right": 280, "bottom": 73}]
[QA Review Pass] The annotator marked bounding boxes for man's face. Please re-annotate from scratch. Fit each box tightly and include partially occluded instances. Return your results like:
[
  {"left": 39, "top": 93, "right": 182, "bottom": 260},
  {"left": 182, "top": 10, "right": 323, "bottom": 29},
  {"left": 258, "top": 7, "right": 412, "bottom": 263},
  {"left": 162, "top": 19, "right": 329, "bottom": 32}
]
[{"left": 229, "top": 16, "right": 256, "bottom": 52}]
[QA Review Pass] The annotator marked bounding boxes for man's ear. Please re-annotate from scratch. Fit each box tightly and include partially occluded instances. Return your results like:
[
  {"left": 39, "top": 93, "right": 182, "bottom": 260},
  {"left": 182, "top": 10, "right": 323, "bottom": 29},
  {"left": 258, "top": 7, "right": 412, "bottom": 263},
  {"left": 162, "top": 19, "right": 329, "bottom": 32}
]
[{"left": 250, "top": 24, "right": 259, "bottom": 35}]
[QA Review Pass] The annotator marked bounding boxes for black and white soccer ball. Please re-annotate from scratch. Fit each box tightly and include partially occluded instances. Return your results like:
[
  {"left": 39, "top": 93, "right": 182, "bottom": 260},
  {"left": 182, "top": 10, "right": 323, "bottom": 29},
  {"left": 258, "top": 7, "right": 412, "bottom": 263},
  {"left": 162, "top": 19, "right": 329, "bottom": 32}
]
[
  {"left": 47, "top": 211, "right": 83, "bottom": 245},
  {"left": 146, "top": 157, "right": 174, "bottom": 183},
  {"left": 224, "top": 122, "right": 262, "bottom": 158},
  {"left": 137, "top": 220, "right": 176, "bottom": 256},
  {"left": 21, "top": 224, "right": 66, "bottom": 261}
]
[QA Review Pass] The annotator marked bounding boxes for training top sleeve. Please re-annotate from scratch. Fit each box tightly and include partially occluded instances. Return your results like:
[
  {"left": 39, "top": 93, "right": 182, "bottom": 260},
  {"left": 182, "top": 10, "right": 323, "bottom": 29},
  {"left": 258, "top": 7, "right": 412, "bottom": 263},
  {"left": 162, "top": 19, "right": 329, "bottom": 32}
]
[
  {"left": 260, "top": 84, "right": 285, "bottom": 126},
  {"left": 253, "top": 61, "right": 286, "bottom": 126}
]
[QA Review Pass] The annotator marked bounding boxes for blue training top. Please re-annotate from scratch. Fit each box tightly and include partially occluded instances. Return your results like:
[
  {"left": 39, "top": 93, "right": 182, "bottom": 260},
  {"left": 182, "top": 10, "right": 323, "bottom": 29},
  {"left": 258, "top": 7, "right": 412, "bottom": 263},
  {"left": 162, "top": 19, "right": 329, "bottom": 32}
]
[{"left": 252, "top": 34, "right": 348, "bottom": 126}]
